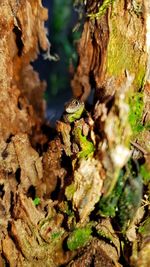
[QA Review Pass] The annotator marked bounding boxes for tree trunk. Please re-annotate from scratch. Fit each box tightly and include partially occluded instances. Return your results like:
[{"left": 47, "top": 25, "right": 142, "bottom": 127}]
[{"left": 0, "top": 0, "right": 150, "bottom": 267}]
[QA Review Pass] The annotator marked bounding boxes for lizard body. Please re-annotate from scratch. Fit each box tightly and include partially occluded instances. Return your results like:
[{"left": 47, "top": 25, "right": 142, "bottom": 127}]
[{"left": 58, "top": 98, "right": 94, "bottom": 158}]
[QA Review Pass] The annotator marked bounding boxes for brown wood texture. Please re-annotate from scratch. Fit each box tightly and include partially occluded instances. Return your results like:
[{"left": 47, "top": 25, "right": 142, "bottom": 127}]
[{"left": 0, "top": 1, "right": 149, "bottom": 266}]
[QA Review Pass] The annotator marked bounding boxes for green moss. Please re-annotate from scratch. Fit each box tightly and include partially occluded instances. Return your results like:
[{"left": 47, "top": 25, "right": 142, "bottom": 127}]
[
  {"left": 51, "top": 231, "right": 63, "bottom": 240},
  {"left": 78, "top": 136, "right": 95, "bottom": 158},
  {"left": 65, "top": 183, "right": 76, "bottom": 201},
  {"left": 97, "top": 229, "right": 113, "bottom": 244},
  {"left": 67, "top": 225, "right": 92, "bottom": 251},
  {"left": 99, "top": 169, "right": 125, "bottom": 217},
  {"left": 117, "top": 172, "right": 143, "bottom": 232},
  {"left": 107, "top": 31, "right": 132, "bottom": 76},
  {"left": 33, "top": 197, "right": 40, "bottom": 206},
  {"left": 73, "top": 127, "right": 95, "bottom": 158},
  {"left": 135, "top": 67, "right": 145, "bottom": 89},
  {"left": 107, "top": 34, "right": 145, "bottom": 89},
  {"left": 139, "top": 217, "right": 150, "bottom": 237},
  {"left": 88, "top": 0, "right": 115, "bottom": 19},
  {"left": 128, "top": 92, "right": 144, "bottom": 134},
  {"left": 140, "top": 164, "right": 150, "bottom": 184},
  {"left": 106, "top": 6, "right": 146, "bottom": 90}
]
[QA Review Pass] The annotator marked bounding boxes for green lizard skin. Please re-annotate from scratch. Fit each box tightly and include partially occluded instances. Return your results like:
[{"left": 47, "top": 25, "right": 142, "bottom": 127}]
[{"left": 63, "top": 99, "right": 85, "bottom": 123}]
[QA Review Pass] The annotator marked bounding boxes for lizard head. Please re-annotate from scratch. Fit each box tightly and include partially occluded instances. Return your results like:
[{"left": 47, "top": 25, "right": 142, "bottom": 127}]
[{"left": 65, "top": 98, "right": 85, "bottom": 114}]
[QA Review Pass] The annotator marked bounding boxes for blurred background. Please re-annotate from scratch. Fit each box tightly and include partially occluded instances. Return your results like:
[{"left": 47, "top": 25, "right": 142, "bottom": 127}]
[{"left": 33, "top": 0, "right": 82, "bottom": 125}]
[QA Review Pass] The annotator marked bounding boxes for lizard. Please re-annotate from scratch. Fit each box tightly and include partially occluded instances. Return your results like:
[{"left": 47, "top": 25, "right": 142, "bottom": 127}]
[{"left": 57, "top": 98, "right": 95, "bottom": 159}]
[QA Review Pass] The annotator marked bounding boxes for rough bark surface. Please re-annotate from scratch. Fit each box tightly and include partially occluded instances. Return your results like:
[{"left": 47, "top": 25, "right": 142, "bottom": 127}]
[
  {"left": 0, "top": 0, "right": 55, "bottom": 265},
  {"left": 0, "top": 0, "right": 150, "bottom": 267}
]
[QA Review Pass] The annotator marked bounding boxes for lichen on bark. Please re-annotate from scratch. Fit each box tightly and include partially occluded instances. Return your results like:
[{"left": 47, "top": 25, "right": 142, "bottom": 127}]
[{"left": 0, "top": 0, "right": 150, "bottom": 267}]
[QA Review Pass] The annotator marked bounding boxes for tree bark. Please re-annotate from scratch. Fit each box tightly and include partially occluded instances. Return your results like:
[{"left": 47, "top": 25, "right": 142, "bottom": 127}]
[{"left": 0, "top": 0, "right": 150, "bottom": 267}]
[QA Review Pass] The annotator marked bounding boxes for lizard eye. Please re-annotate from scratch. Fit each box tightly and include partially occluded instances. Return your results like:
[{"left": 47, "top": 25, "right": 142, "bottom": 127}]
[{"left": 74, "top": 99, "right": 79, "bottom": 106}]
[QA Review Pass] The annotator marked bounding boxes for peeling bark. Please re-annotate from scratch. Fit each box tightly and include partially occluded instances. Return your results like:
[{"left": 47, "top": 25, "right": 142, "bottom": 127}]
[{"left": 0, "top": 0, "right": 150, "bottom": 266}]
